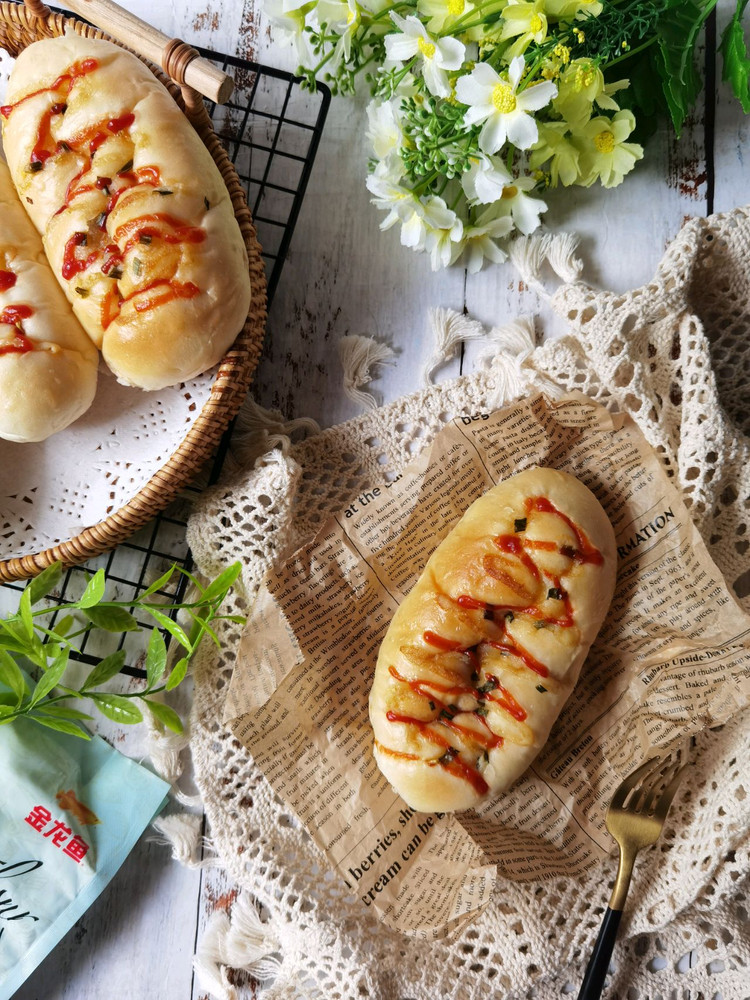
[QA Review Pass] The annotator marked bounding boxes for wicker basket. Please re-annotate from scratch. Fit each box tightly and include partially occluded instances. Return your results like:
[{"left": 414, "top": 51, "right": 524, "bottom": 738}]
[{"left": 0, "top": 0, "right": 267, "bottom": 583}]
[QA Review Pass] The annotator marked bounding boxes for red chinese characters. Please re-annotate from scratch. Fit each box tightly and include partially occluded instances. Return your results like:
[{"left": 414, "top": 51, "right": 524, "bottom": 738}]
[{"left": 24, "top": 805, "right": 90, "bottom": 863}]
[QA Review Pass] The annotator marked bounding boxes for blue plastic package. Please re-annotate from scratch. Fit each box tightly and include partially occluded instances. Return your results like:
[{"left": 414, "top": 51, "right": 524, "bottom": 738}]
[{"left": 0, "top": 715, "right": 170, "bottom": 998}]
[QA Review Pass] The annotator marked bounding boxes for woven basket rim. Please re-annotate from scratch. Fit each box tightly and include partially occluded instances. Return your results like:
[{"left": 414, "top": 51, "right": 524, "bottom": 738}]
[{"left": 0, "top": 2, "right": 268, "bottom": 582}]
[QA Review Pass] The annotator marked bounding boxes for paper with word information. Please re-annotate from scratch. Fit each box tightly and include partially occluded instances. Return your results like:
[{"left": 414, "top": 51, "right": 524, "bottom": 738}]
[{"left": 224, "top": 392, "right": 750, "bottom": 934}]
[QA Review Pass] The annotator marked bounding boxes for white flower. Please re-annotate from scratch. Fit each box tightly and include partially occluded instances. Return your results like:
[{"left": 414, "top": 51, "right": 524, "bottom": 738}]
[
  {"left": 421, "top": 197, "right": 464, "bottom": 268},
  {"left": 499, "top": 1, "right": 548, "bottom": 60},
  {"left": 417, "top": 0, "right": 476, "bottom": 34},
  {"left": 455, "top": 56, "right": 557, "bottom": 153},
  {"left": 384, "top": 14, "right": 465, "bottom": 98},
  {"left": 366, "top": 161, "right": 412, "bottom": 232},
  {"left": 317, "top": 0, "right": 360, "bottom": 64},
  {"left": 265, "top": 0, "right": 314, "bottom": 61},
  {"left": 461, "top": 153, "right": 512, "bottom": 204},
  {"left": 456, "top": 206, "right": 513, "bottom": 272},
  {"left": 493, "top": 174, "right": 547, "bottom": 234},
  {"left": 366, "top": 99, "right": 403, "bottom": 161}
]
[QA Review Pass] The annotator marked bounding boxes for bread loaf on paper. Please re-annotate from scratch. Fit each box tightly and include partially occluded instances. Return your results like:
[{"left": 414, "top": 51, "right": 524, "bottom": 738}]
[
  {"left": 1, "top": 34, "right": 251, "bottom": 390},
  {"left": 369, "top": 467, "right": 616, "bottom": 812},
  {"left": 0, "top": 157, "right": 98, "bottom": 442}
]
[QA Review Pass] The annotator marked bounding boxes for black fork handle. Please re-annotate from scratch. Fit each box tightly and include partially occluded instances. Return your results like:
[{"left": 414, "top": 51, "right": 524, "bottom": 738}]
[{"left": 576, "top": 907, "right": 623, "bottom": 1000}]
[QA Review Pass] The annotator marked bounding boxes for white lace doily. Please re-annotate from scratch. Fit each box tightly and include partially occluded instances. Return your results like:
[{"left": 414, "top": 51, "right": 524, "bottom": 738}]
[
  {"left": 185, "top": 207, "right": 750, "bottom": 999},
  {"left": 0, "top": 362, "right": 216, "bottom": 558}
]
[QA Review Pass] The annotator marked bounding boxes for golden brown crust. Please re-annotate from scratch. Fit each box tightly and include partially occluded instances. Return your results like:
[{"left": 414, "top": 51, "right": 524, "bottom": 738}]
[
  {"left": 2, "top": 35, "right": 251, "bottom": 390},
  {"left": 368, "top": 467, "right": 616, "bottom": 813},
  {"left": 0, "top": 158, "right": 98, "bottom": 442}
]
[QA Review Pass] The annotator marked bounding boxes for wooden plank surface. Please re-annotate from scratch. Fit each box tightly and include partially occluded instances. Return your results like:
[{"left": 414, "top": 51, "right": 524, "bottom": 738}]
[{"left": 2, "top": 2, "right": 749, "bottom": 998}]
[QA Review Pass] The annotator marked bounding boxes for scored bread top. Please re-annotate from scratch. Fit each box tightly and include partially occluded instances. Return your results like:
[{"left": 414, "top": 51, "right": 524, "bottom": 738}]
[
  {"left": 1, "top": 34, "right": 251, "bottom": 390},
  {"left": 369, "top": 467, "right": 617, "bottom": 813},
  {"left": 0, "top": 157, "right": 98, "bottom": 442}
]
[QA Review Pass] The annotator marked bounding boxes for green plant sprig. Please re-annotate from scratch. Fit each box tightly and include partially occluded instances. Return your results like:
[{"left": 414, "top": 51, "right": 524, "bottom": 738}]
[{"left": 0, "top": 561, "right": 244, "bottom": 739}]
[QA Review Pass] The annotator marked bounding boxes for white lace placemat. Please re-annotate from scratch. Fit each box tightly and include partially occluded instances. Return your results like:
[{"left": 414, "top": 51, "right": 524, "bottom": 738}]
[{"left": 184, "top": 207, "right": 750, "bottom": 1000}]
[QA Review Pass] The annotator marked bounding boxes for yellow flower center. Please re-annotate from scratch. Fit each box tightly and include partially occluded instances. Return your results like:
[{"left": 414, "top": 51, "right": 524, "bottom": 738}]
[
  {"left": 501, "top": 185, "right": 518, "bottom": 199},
  {"left": 347, "top": 8, "right": 356, "bottom": 23},
  {"left": 529, "top": 14, "right": 543, "bottom": 32},
  {"left": 594, "top": 131, "right": 615, "bottom": 154},
  {"left": 417, "top": 36, "right": 436, "bottom": 59},
  {"left": 492, "top": 83, "right": 517, "bottom": 114},
  {"left": 448, "top": 0, "right": 465, "bottom": 15}
]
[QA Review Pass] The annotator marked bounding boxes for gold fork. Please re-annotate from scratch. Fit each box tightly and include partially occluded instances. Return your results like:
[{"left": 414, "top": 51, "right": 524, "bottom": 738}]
[{"left": 576, "top": 752, "right": 688, "bottom": 1000}]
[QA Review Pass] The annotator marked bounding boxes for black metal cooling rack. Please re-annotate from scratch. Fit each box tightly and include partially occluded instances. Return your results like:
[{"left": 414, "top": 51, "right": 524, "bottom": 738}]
[{"left": 0, "top": 53, "right": 330, "bottom": 675}]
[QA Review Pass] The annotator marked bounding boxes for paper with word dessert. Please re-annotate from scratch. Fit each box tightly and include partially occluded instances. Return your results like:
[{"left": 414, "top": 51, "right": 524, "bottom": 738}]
[{"left": 224, "top": 392, "right": 750, "bottom": 934}]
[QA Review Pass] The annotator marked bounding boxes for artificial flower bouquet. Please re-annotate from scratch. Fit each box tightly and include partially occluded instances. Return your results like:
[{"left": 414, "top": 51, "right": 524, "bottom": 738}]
[{"left": 268, "top": 0, "right": 750, "bottom": 270}]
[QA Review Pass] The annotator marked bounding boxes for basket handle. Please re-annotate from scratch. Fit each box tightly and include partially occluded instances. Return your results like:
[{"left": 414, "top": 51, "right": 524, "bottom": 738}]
[{"left": 24, "top": 0, "right": 234, "bottom": 104}]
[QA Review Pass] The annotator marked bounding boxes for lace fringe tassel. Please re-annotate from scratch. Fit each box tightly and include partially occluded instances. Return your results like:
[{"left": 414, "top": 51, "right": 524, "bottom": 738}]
[
  {"left": 546, "top": 232, "right": 583, "bottom": 282},
  {"left": 508, "top": 232, "right": 583, "bottom": 292},
  {"left": 231, "top": 397, "right": 320, "bottom": 468},
  {"left": 423, "top": 307, "right": 486, "bottom": 385},
  {"left": 150, "top": 812, "right": 205, "bottom": 868},
  {"left": 194, "top": 892, "right": 283, "bottom": 1000},
  {"left": 338, "top": 334, "right": 395, "bottom": 411}
]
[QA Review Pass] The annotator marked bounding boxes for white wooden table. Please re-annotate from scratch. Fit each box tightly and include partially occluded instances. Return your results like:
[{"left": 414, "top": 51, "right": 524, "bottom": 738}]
[{"left": 6, "top": 2, "right": 749, "bottom": 998}]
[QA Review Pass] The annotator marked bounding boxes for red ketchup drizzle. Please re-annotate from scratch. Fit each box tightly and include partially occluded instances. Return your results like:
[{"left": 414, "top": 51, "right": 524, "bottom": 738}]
[
  {"left": 485, "top": 676, "right": 527, "bottom": 722},
  {"left": 423, "top": 630, "right": 463, "bottom": 651},
  {"left": 113, "top": 280, "right": 200, "bottom": 326},
  {"left": 382, "top": 495, "right": 605, "bottom": 794},
  {"left": 1, "top": 60, "right": 99, "bottom": 167},
  {"left": 491, "top": 534, "right": 542, "bottom": 591},
  {"left": 4, "top": 59, "right": 204, "bottom": 322},
  {"left": 484, "top": 637, "right": 549, "bottom": 678},
  {"left": 383, "top": 712, "right": 490, "bottom": 797},
  {"left": 114, "top": 213, "right": 207, "bottom": 253},
  {"left": 0, "top": 304, "right": 34, "bottom": 355},
  {"left": 527, "top": 496, "right": 604, "bottom": 565},
  {"left": 457, "top": 594, "right": 489, "bottom": 610},
  {"left": 0, "top": 270, "right": 17, "bottom": 292}
]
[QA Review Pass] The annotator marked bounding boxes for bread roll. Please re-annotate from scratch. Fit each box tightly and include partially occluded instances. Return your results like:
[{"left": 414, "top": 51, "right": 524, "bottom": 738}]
[
  {"left": 0, "top": 157, "right": 98, "bottom": 442},
  {"left": 1, "top": 34, "right": 251, "bottom": 390},
  {"left": 369, "top": 467, "right": 616, "bottom": 812}
]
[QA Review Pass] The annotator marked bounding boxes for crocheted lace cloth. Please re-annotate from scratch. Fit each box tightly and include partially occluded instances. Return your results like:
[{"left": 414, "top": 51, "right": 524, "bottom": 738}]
[{"left": 186, "top": 208, "right": 750, "bottom": 1000}]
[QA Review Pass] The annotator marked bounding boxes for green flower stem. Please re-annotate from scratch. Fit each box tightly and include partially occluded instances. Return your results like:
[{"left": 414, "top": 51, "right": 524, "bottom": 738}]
[
  {"left": 602, "top": 35, "right": 656, "bottom": 69},
  {"left": 441, "top": 0, "right": 508, "bottom": 36},
  {"left": 367, "top": 1, "right": 413, "bottom": 24}
]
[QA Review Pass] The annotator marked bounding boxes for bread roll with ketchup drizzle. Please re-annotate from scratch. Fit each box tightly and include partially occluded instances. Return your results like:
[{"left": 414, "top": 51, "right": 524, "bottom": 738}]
[
  {"left": 369, "top": 467, "right": 616, "bottom": 812},
  {"left": 1, "top": 34, "right": 251, "bottom": 390},
  {"left": 0, "top": 157, "right": 98, "bottom": 442}
]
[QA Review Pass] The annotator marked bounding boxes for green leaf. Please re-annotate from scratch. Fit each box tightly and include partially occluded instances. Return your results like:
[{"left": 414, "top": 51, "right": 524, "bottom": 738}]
[
  {"left": 144, "top": 607, "right": 190, "bottom": 649},
  {"left": 82, "top": 605, "right": 140, "bottom": 632},
  {"left": 165, "top": 656, "right": 189, "bottom": 692},
  {"left": 138, "top": 566, "right": 177, "bottom": 600},
  {"left": 18, "top": 587, "right": 34, "bottom": 641},
  {"left": 200, "top": 563, "right": 242, "bottom": 603},
  {"left": 35, "top": 704, "right": 93, "bottom": 721},
  {"left": 0, "top": 650, "right": 27, "bottom": 702},
  {"left": 144, "top": 699, "right": 184, "bottom": 734},
  {"left": 82, "top": 649, "right": 126, "bottom": 691},
  {"left": 50, "top": 614, "right": 76, "bottom": 639},
  {"left": 90, "top": 694, "right": 143, "bottom": 725},
  {"left": 654, "top": 0, "right": 717, "bottom": 135},
  {"left": 29, "top": 715, "right": 91, "bottom": 739},
  {"left": 720, "top": 0, "right": 750, "bottom": 112},
  {"left": 77, "top": 570, "right": 106, "bottom": 609},
  {"left": 30, "top": 646, "right": 70, "bottom": 706},
  {"left": 27, "top": 562, "right": 63, "bottom": 605},
  {"left": 0, "top": 613, "right": 41, "bottom": 655},
  {"left": 145, "top": 629, "right": 167, "bottom": 688}
]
